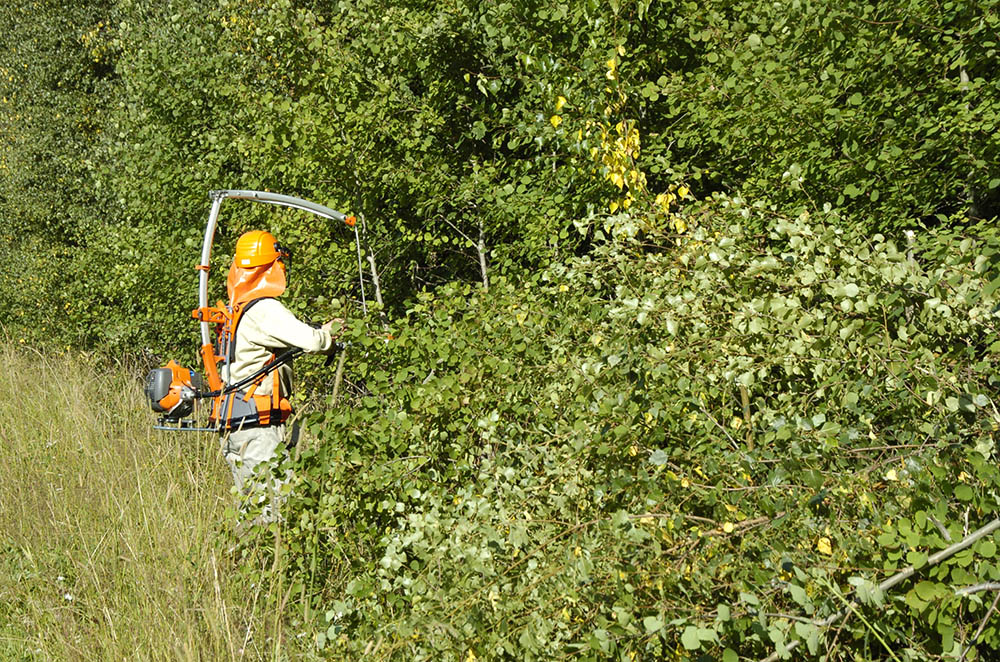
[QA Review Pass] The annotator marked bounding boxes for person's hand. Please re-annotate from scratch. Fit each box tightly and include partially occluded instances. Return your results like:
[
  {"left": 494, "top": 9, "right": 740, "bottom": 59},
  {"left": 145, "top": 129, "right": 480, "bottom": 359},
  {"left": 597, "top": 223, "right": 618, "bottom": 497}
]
[{"left": 322, "top": 318, "right": 345, "bottom": 337}]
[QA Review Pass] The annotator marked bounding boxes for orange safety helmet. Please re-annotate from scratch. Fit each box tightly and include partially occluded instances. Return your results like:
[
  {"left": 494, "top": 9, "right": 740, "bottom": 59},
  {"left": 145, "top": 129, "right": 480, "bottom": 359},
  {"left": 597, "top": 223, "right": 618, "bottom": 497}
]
[
  {"left": 233, "top": 230, "right": 290, "bottom": 268},
  {"left": 228, "top": 230, "right": 290, "bottom": 307}
]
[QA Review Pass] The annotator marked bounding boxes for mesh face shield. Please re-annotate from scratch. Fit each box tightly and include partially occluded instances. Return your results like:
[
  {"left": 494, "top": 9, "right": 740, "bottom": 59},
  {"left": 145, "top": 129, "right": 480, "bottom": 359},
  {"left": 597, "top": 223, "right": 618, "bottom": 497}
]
[{"left": 274, "top": 242, "right": 291, "bottom": 271}]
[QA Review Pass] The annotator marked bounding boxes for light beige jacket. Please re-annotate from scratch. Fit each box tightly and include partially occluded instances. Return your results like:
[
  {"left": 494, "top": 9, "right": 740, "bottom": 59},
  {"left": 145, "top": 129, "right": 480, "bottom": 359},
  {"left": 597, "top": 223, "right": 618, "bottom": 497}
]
[{"left": 226, "top": 298, "right": 333, "bottom": 396}]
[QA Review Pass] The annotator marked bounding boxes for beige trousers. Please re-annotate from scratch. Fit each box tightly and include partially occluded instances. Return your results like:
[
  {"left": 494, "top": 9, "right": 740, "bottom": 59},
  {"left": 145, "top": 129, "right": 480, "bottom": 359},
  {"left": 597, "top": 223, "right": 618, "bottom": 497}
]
[{"left": 220, "top": 423, "right": 287, "bottom": 494}]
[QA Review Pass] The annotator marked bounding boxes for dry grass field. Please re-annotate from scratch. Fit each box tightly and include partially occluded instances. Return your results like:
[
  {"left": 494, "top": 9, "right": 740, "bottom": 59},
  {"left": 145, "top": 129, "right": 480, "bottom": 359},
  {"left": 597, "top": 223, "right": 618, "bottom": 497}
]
[{"left": 0, "top": 343, "right": 312, "bottom": 661}]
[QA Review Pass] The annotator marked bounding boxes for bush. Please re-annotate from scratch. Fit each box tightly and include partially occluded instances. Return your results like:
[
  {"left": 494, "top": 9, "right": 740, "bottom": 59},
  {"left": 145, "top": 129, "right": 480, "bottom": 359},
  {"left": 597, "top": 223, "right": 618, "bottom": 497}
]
[{"left": 246, "top": 202, "right": 1000, "bottom": 660}]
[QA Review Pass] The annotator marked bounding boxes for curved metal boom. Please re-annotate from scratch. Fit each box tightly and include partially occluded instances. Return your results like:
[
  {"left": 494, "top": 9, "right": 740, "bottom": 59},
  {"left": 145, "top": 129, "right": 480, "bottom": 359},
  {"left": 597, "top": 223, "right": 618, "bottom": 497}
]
[{"left": 197, "top": 189, "right": 352, "bottom": 346}]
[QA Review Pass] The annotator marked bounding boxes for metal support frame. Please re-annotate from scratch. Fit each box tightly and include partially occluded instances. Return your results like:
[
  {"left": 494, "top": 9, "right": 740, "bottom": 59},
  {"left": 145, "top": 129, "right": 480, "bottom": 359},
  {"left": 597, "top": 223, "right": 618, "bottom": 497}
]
[{"left": 197, "top": 189, "right": 354, "bottom": 347}]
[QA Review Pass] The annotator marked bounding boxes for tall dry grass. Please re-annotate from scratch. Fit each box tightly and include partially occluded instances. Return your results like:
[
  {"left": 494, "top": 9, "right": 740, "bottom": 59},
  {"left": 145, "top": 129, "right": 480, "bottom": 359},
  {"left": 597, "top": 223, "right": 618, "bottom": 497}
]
[{"left": 0, "top": 344, "right": 312, "bottom": 661}]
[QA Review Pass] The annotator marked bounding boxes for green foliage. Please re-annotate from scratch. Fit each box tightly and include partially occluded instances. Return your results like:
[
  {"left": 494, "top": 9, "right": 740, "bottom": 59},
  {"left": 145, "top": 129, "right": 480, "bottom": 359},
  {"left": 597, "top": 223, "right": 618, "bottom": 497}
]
[
  {"left": 0, "top": 0, "right": 116, "bottom": 347},
  {"left": 643, "top": 0, "right": 1000, "bottom": 227},
  {"left": 0, "top": 0, "right": 114, "bottom": 242},
  {"left": 4, "top": 0, "right": 999, "bottom": 352},
  {"left": 235, "top": 202, "right": 1000, "bottom": 660},
  {"left": 4, "top": 1, "right": 1000, "bottom": 658}
]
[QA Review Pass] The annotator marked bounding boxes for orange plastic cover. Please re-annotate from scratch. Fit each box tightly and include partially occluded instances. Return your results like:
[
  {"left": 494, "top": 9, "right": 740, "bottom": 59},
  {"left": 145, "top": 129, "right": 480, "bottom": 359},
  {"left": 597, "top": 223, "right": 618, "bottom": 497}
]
[
  {"left": 158, "top": 359, "right": 195, "bottom": 411},
  {"left": 226, "top": 258, "right": 286, "bottom": 308}
]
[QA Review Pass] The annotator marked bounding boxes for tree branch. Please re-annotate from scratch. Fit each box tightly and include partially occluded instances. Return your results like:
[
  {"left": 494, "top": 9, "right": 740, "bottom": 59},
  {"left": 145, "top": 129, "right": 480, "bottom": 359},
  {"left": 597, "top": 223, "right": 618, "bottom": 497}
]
[
  {"left": 959, "top": 590, "right": 1000, "bottom": 662},
  {"left": 956, "top": 583, "right": 1000, "bottom": 597},
  {"left": 759, "top": 518, "right": 1000, "bottom": 662}
]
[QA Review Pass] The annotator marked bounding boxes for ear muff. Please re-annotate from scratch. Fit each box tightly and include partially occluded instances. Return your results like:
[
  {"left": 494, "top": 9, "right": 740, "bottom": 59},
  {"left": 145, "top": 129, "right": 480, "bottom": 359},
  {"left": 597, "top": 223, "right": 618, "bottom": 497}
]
[{"left": 274, "top": 242, "right": 291, "bottom": 271}]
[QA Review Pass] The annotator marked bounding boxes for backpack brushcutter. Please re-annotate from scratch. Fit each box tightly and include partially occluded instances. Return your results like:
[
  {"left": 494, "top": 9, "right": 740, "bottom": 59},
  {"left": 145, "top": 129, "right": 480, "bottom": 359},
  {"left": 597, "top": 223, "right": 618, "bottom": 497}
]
[{"left": 144, "top": 189, "right": 361, "bottom": 431}]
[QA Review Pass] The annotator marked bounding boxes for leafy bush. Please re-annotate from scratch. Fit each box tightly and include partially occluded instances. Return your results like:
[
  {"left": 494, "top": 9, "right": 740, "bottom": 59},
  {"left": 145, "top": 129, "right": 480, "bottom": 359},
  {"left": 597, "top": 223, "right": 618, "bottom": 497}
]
[
  {"left": 644, "top": 0, "right": 1000, "bottom": 228},
  {"left": 4, "top": 0, "right": 999, "bottom": 353},
  {"left": 243, "top": 202, "right": 1000, "bottom": 660}
]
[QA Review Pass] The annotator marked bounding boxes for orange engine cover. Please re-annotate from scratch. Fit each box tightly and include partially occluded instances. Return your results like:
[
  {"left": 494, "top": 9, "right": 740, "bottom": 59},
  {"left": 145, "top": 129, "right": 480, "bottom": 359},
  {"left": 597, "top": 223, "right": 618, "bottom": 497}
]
[{"left": 144, "top": 360, "right": 201, "bottom": 418}]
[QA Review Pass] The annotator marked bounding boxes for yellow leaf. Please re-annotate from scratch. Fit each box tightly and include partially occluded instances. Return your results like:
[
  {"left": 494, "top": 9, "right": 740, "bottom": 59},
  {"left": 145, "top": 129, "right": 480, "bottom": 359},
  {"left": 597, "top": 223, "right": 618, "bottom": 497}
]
[
  {"left": 816, "top": 536, "right": 833, "bottom": 555},
  {"left": 555, "top": 95, "right": 567, "bottom": 111},
  {"left": 677, "top": 185, "right": 689, "bottom": 198},
  {"left": 549, "top": 115, "right": 562, "bottom": 128},
  {"left": 606, "top": 58, "right": 617, "bottom": 80}
]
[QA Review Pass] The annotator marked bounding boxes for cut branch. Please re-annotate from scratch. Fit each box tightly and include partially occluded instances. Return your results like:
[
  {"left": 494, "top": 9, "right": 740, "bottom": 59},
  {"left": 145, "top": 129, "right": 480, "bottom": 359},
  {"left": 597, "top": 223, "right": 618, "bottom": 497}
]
[{"left": 759, "top": 518, "right": 1000, "bottom": 662}]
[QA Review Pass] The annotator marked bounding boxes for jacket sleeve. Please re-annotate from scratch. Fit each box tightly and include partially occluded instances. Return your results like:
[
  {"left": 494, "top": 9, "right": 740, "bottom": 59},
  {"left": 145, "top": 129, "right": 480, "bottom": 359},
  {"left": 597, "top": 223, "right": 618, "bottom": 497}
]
[{"left": 243, "top": 298, "right": 333, "bottom": 353}]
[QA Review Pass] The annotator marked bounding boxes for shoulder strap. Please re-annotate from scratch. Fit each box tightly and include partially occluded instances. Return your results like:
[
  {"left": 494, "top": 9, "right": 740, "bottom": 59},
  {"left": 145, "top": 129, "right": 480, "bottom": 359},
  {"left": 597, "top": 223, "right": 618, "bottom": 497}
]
[{"left": 227, "top": 296, "right": 274, "bottom": 370}]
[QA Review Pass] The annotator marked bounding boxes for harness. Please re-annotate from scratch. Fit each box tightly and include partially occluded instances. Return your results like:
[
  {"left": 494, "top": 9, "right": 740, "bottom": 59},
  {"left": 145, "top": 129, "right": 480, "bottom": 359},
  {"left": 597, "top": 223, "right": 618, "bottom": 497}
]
[
  {"left": 144, "top": 190, "right": 358, "bottom": 433},
  {"left": 208, "top": 297, "right": 296, "bottom": 431}
]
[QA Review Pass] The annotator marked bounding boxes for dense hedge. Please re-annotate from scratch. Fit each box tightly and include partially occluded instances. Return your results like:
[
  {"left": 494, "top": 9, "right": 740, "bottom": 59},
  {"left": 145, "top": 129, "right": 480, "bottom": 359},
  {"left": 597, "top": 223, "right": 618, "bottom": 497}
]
[
  {"left": 249, "top": 203, "right": 1000, "bottom": 660},
  {"left": 2, "top": 0, "right": 999, "bottom": 353}
]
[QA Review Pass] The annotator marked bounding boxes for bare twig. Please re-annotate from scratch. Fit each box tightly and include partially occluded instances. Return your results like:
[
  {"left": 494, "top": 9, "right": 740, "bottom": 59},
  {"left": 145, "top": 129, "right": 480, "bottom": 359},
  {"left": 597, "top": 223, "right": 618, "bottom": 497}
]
[
  {"left": 695, "top": 404, "right": 741, "bottom": 451},
  {"left": 676, "top": 512, "right": 785, "bottom": 538},
  {"left": 739, "top": 384, "right": 753, "bottom": 451},
  {"left": 927, "top": 514, "right": 952, "bottom": 542},
  {"left": 331, "top": 350, "right": 348, "bottom": 405},
  {"left": 764, "top": 612, "right": 824, "bottom": 625},
  {"left": 478, "top": 220, "right": 490, "bottom": 291},
  {"left": 959, "top": 590, "right": 1000, "bottom": 662},
  {"left": 367, "top": 253, "right": 385, "bottom": 308},
  {"left": 759, "top": 518, "right": 1000, "bottom": 662}
]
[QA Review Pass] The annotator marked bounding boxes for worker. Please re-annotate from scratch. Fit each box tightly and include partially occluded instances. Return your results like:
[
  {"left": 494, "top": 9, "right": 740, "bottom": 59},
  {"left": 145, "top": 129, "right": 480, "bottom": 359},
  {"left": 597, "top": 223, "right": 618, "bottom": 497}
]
[{"left": 220, "top": 229, "right": 341, "bottom": 514}]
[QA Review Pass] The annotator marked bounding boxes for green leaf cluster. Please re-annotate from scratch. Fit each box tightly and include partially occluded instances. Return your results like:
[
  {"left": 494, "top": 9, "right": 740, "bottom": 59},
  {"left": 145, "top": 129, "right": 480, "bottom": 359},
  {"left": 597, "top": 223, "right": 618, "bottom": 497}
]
[
  {"left": 5, "top": 0, "right": 998, "bottom": 353},
  {"left": 649, "top": 1, "right": 1000, "bottom": 227}
]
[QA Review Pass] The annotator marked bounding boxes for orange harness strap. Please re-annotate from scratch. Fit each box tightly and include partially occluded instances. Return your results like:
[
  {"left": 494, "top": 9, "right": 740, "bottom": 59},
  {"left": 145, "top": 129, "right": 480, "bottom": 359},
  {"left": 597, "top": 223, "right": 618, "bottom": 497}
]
[{"left": 212, "top": 300, "right": 292, "bottom": 431}]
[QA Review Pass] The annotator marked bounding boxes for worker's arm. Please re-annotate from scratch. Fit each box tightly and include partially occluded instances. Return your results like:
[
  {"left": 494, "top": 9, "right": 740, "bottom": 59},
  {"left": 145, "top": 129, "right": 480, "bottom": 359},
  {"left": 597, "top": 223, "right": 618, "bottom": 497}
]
[{"left": 243, "top": 298, "right": 336, "bottom": 353}]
